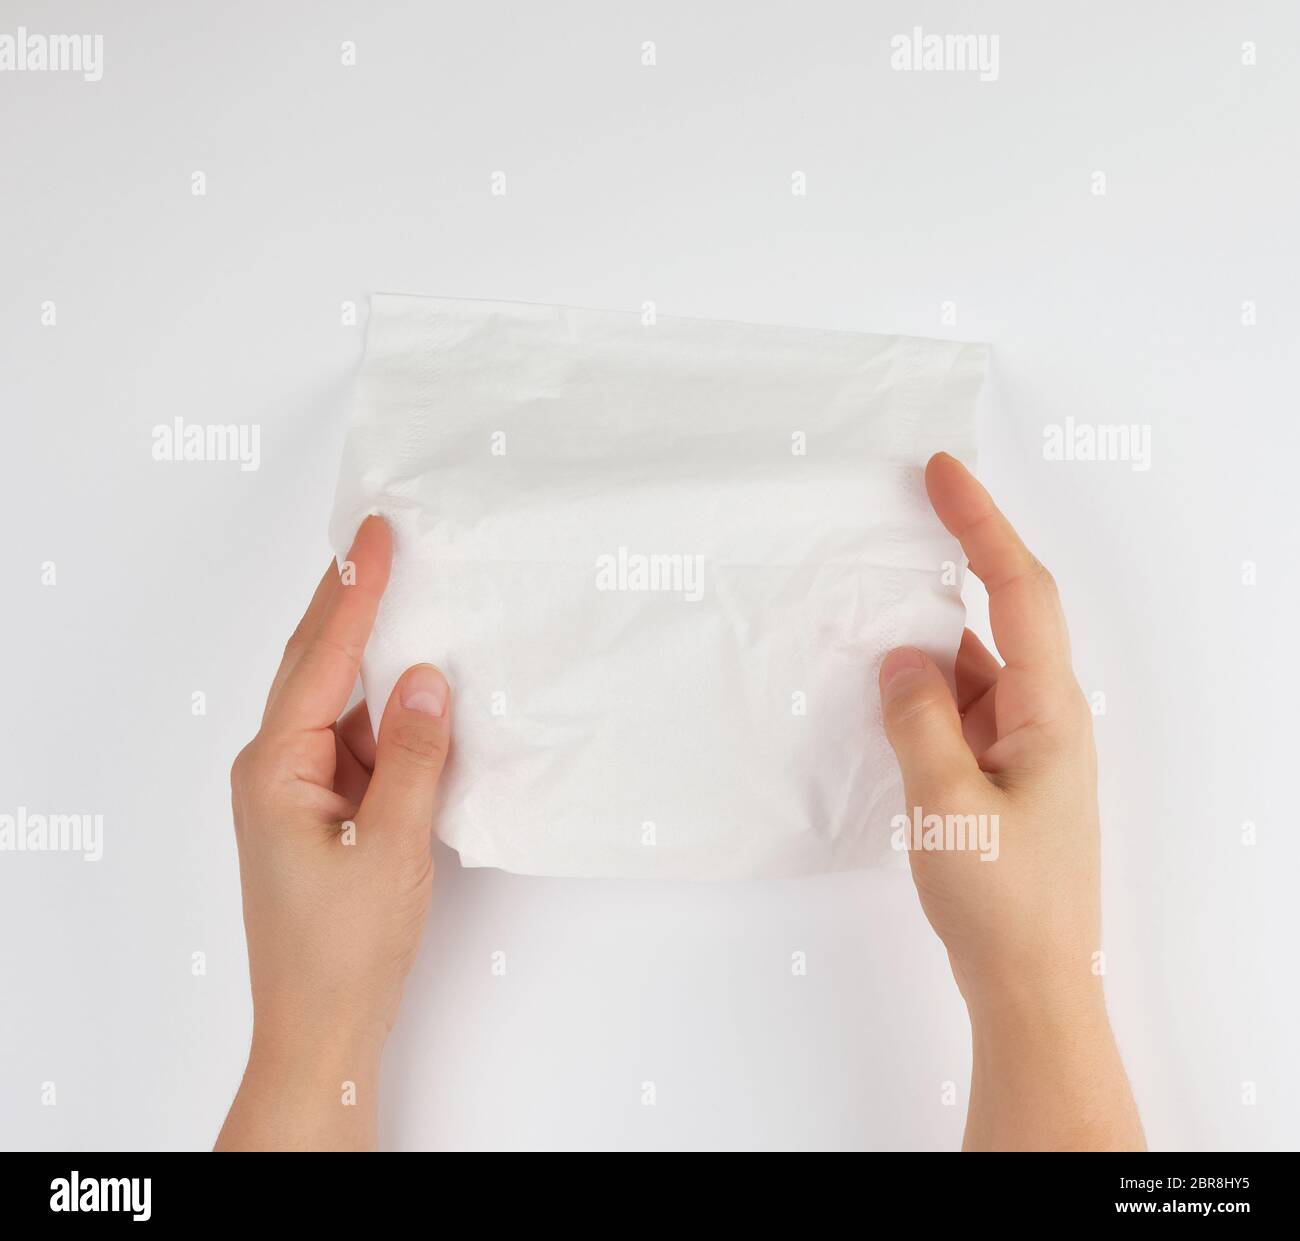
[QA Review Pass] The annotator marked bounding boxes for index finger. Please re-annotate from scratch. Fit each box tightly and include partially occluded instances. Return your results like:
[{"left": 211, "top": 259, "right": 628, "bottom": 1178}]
[
  {"left": 924, "top": 453, "right": 1072, "bottom": 677},
  {"left": 265, "top": 515, "right": 392, "bottom": 733}
]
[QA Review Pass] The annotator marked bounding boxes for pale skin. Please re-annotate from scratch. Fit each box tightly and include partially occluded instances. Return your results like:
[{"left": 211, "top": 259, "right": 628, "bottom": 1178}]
[{"left": 216, "top": 453, "right": 1143, "bottom": 1152}]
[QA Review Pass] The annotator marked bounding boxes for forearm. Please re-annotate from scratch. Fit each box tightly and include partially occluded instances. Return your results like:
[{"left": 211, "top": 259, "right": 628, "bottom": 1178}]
[
  {"left": 962, "top": 979, "right": 1144, "bottom": 1151},
  {"left": 215, "top": 1027, "right": 383, "bottom": 1152}
]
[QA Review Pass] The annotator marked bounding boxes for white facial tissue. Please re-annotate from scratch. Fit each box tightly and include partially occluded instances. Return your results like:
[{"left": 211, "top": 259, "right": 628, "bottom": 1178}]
[{"left": 330, "top": 295, "right": 987, "bottom": 880}]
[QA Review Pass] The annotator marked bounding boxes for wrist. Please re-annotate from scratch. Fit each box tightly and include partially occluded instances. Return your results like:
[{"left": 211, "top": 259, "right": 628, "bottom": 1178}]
[
  {"left": 960, "top": 967, "right": 1108, "bottom": 1036},
  {"left": 248, "top": 1016, "right": 386, "bottom": 1086},
  {"left": 945, "top": 938, "right": 1107, "bottom": 1029},
  {"left": 957, "top": 969, "right": 1143, "bottom": 1152},
  {"left": 217, "top": 1022, "right": 383, "bottom": 1152}
]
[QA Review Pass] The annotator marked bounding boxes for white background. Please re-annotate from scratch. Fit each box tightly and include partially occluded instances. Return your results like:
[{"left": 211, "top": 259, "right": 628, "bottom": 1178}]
[{"left": 2, "top": 0, "right": 1297, "bottom": 1151}]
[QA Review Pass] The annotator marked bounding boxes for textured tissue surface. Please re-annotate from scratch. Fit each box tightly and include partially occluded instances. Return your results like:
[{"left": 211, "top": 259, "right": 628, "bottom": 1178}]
[{"left": 330, "top": 294, "right": 986, "bottom": 879}]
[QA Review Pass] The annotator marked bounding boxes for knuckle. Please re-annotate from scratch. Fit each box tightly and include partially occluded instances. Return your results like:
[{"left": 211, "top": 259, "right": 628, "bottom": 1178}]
[
  {"left": 230, "top": 737, "right": 285, "bottom": 799},
  {"left": 388, "top": 721, "right": 447, "bottom": 767},
  {"left": 307, "top": 631, "right": 365, "bottom": 667},
  {"left": 280, "top": 629, "right": 309, "bottom": 665},
  {"left": 229, "top": 741, "right": 265, "bottom": 831},
  {"left": 885, "top": 688, "right": 943, "bottom": 729},
  {"left": 1041, "top": 693, "right": 1093, "bottom": 745},
  {"left": 230, "top": 741, "right": 256, "bottom": 792},
  {"left": 1067, "top": 693, "right": 1095, "bottom": 735},
  {"left": 1033, "top": 559, "right": 1059, "bottom": 596}
]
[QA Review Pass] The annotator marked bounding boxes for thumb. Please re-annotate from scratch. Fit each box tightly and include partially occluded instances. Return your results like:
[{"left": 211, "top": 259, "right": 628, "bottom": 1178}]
[
  {"left": 360, "top": 664, "right": 452, "bottom": 836},
  {"left": 878, "top": 648, "right": 979, "bottom": 801}
]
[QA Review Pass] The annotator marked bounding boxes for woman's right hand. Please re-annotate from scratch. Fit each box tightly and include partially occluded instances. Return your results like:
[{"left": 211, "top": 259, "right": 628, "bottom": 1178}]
[{"left": 878, "top": 453, "right": 1144, "bottom": 1151}]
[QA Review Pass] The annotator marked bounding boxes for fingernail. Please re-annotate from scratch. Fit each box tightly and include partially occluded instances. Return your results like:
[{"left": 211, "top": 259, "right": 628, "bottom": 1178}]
[
  {"left": 879, "top": 648, "right": 927, "bottom": 695},
  {"left": 401, "top": 665, "right": 448, "bottom": 717}
]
